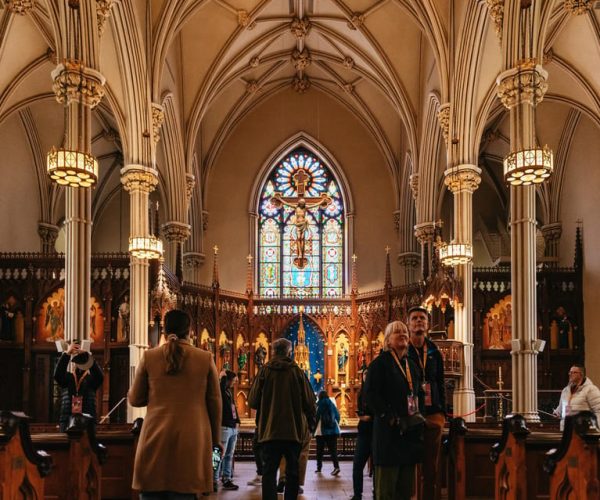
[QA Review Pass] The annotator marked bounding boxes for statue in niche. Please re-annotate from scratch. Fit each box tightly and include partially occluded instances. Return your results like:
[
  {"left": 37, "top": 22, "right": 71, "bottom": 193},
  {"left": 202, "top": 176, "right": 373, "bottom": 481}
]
[
  {"left": 117, "top": 295, "right": 130, "bottom": 342},
  {"left": 254, "top": 344, "right": 267, "bottom": 369},
  {"left": 45, "top": 299, "right": 64, "bottom": 341},
  {"left": 552, "top": 306, "right": 574, "bottom": 349},
  {"left": 337, "top": 347, "right": 349, "bottom": 372},
  {"left": 356, "top": 345, "right": 367, "bottom": 373},
  {"left": 0, "top": 297, "right": 17, "bottom": 341},
  {"left": 220, "top": 341, "right": 231, "bottom": 370},
  {"left": 237, "top": 346, "right": 248, "bottom": 373}
]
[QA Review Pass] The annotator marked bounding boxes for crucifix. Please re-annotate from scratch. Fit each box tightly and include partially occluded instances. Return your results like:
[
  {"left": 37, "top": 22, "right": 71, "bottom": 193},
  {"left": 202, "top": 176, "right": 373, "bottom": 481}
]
[{"left": 270, "top": 167, "right": 332, "bottom": 269}]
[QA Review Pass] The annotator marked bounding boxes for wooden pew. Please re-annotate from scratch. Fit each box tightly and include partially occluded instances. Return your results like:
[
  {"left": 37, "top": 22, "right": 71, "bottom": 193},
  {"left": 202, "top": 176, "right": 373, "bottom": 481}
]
[
  {"left": 0, "top": 411, "right": 52, "bottom": 499},
  {"left": 490, "top": 414, "right": 529, "bottom": 499},
  {"left": 130, "top": 417, "right": 143, "bottom": 500},
  {"left": 444, "top": 417, "right": 467, "bottom": 500},
  {"left": 544, "top": 411, "right": 600, "bottom": 499}
]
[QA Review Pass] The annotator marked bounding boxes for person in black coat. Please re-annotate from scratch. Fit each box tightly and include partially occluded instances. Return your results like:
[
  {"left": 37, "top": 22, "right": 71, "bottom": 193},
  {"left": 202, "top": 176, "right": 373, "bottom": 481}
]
[
  {"left": 407, "top": 305, "right": 446, "bottom": 499},
  {"left": 364, "top": 320, "right": 424, "bottom": 500},
  {"left": 350, "top": 369, "right": 374, "bottom": 500},
  {"left": 54, "top": 341, "right": 104, "bottom": 432}
]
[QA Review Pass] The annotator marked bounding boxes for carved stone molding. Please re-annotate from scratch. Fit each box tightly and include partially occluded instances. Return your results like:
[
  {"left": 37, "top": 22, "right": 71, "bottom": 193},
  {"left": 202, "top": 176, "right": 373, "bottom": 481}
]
[
  {"left": 409, "top": 173, "right": 419, "bottom": 200},
  {"left": 96, "top": 0, "right": 114, "bottom": 35},
  {"left": 4, "top": 0, "right": 33, "bottom": 14},
  {"left": 348, "top": 12, "right": 365, "bottom": 30},
  {"left": 151, "top": 103, "right": 164, "bottom": 146},
  {"left": 202, "top": 210, "right": 209, "bottom": 231},
  {"left": 120, "top": 165, "right": 159, "bottom": 193},
  {"left": 393, "top": 210, "right": 401, "bottom": 232},
  {"left": 37, "top": 222, "right": 59, "bottom": 253},
  {"left": 246, "top": 80, "right": 260, "bottom": 94},
  {"left": 341, "top": 83, "right": 354, "bottom": 94},
  {"left": 291, "top": 48, "right": 311, "bottom": 71},
  {"left": 486, "top": 0, "right": 504, "bottom": 41},
  {"left": 437, "top": 103, "right": 451, "bottom": 145},
  {"left": 564, "top": 0, "right": 592, "bottom": 15},
  {"left": 292, "top": 75, "right": 311, "bottom": 94},
  {"left": 290, "top": 17, "right": 311, "bottom": 40},
  {"left": 161, "top": 221, "right": 191, "bottom": 243},
  {"left": 343, "top": 56, "right": 355, "bottom": 69},
  {"left": 249, "top": 56, "right": 260, "bottom": 68},
  {"left": 183, "top": 252, "right": 206, "bottom": 269},
  {"left": 414, "top": 222, "right": 436, "bottom": 245},
  {"left": 397, "top": 252, "right": 420, "bottom": 268},
  {"left": 237, "top": 10, "right": 255, "bottom": 29},
  {"left": 541, "top": 222, "right": 562, "bottom": 241},
  {"left": 496, "top": 63, "right": 548, "bottom": 110},
  {"left": 185, "top": 173, "right": 196, "bottom": 200},
  {"left": 444, "top": 164, "right": 482, "bottom": 193},
  {"left": 51, "top": 61, "right": 106, "bottom": 108}
]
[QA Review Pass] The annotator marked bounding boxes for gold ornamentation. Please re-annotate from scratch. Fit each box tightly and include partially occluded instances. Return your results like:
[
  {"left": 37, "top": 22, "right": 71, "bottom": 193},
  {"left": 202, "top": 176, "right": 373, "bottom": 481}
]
[
  {"left": 564, "top": 0, "right": 592, "bottom": 15},
  {"left": 121, "top": 165, "right": 159, "bottom": 193},
  {"left": 409, "top": 173, "right": 419, "bottom": 200},
  {"left": 437, "top": 103, "right": 451, "bottom": 144},
  {"left": 414, "top": 222, "right": 436, "bottom": 245},
  {"left": 151, "top": 103, "right": 165, "bottom": 146},
  {"left": 51, "top": 61, "right": 106, "bottom": 108},
  {"left": 185, "top": 173, "right": 195, "bottom": 200},
  {"left": 496, "top": 63, "right": 548, "bottom": 110},
  {"left": 4, "top": 0, "right": 33, "bottom": 14},
  {"left": 486, "top": 0, "right": 504, "bottom": 41},
  {"left": 444, "top": 165, "right": 482, "bottom": 193},
  {"left": 96, "top": 0, "right": 114, "bottom": 35}
]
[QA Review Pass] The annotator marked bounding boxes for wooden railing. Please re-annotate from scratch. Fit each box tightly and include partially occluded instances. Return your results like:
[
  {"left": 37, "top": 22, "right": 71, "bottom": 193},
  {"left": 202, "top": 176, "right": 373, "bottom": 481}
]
[{"left": 0, "top": 411, "right": 52, "bottom": 498}]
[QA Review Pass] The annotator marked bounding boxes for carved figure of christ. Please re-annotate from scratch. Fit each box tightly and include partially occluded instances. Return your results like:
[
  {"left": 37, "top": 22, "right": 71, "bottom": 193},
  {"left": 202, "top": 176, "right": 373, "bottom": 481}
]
[{"left": 270, "top": 167, "right": 332, "bottom": 269}]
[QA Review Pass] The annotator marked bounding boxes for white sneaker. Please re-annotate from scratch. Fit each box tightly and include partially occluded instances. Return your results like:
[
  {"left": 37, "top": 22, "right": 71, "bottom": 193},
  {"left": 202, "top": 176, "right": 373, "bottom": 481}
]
[{"left": 247, "top": 475, "right": 262, "bottom": 486}]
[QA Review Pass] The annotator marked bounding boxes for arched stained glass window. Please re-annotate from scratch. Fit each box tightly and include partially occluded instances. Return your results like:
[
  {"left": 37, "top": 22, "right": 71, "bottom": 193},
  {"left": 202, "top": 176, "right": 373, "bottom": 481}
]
[{"left": 258, "top": 148, "right": 345, "bottom": 298}]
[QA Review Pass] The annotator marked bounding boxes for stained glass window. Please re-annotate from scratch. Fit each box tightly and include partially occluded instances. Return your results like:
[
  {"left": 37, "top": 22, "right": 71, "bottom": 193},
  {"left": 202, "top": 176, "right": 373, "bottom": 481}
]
[{"left": 258, "top": 148, "right": 345, "bottom": 298}]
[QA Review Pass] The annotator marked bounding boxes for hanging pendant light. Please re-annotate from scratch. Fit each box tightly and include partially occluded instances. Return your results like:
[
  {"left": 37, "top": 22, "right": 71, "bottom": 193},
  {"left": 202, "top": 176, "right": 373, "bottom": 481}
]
[
  {"left": 129, "top": 202, "right": 163, "bottom": 260},
  {"left": 439, "top": 240, "right": 473, "bottom": 267}
]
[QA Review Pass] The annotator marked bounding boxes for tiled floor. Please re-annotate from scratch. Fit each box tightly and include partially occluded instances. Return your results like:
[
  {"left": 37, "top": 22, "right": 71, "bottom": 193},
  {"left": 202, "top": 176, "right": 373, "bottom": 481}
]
[{"left": 213, "top": 460, "right": 373, "bottom": 499}]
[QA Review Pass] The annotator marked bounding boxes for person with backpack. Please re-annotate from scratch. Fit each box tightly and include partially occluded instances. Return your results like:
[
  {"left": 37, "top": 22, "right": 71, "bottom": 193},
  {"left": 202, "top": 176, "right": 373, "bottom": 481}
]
[{"left": 314, "top": 390, "right": 341, "bottom": 476}]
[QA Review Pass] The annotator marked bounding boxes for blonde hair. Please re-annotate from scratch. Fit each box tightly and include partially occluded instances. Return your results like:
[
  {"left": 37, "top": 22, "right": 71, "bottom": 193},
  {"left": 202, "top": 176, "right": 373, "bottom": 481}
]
[{"left": 383, "top": 321, "right": 408, "bottom": 352}]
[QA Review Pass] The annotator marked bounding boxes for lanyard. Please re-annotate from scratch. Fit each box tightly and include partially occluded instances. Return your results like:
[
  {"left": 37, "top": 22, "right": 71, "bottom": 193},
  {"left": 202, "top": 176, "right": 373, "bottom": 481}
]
[
  {"left": 74, "top": 371, "right": 89, "bottom": 395},
  {"left": 414, "top": 343, "right": 427, "bottom": 373},
  {"left": 390, "top": 350, "right": 414, "bottom": 395}
]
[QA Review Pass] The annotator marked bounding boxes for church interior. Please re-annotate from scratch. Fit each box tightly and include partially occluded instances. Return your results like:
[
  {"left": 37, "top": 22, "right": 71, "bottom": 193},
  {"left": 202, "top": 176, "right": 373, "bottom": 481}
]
[{"left": 1, "top": 0, "right": 600, "bottom": 498}]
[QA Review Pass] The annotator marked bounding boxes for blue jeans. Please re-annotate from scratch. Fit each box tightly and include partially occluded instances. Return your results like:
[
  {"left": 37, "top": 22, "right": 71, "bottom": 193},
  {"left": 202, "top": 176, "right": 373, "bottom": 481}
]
[{"left": 215, "top": 426, "right": 238, "bottom": 482}]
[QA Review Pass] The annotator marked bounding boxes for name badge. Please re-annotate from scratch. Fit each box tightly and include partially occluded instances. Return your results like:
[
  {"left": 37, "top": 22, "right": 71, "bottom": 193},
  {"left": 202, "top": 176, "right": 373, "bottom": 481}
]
[
  {"left": 407, "top": 395, "right": 418, "bottom": 416},
  {"left": 423, "top": 382, "right": 432, "bottom": 406},
  {"left": 71, "top": 395, "right": 83, "bottom": 414}
]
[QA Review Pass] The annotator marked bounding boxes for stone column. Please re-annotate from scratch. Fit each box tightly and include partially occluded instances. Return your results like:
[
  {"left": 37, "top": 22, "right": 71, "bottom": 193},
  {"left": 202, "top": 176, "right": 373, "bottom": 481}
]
[
  {"left": 52, "top": 62, "right": 105, "bottom": 342},
  {"left": 444, "top": 165, "right": 481, "bottom": 422},
  {"left": 183, "top": 252, "right": 206, "bottom": 284},
  {"left": 161, "top": 221, "right": 191, "bottom": 272},
  {"left": 497, "top": 62, "right": 548, "bottom": 422},
  {"left": 414, "top": 222, "right": 435, "bottom": 280},
  {"left": 37, "top": 222, "right": 59, "bottom": 254},
  {"left": 397, "top": 252, "right": 420, "bottom": 285},
  {"left": 121, "top": 165, "right": 158, "bottom": 421},
  {"left": 541, "top": 222, "right": 562, "bottom": 263}
]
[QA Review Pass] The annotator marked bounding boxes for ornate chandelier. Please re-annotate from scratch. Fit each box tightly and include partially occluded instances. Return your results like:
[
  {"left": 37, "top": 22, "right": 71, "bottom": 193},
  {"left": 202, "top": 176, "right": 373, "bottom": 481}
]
[
  {"left": 47, "top": 147, "right": 98, "bottom": 187},
  {"left": 503, "top": 146, "right": 553, "bottom": 186},
  {"left": 439, "top": 240, "right": 473, "bottom": 267},
  {"left": 128, "top": 236, "right": 163, "bottom": 260}
]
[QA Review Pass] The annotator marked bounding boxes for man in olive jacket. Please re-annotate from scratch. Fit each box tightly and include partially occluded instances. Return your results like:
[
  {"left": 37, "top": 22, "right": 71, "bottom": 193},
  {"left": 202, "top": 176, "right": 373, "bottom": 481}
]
[{"left": 249, "top": 337, "right": 316, "bottom": 500}]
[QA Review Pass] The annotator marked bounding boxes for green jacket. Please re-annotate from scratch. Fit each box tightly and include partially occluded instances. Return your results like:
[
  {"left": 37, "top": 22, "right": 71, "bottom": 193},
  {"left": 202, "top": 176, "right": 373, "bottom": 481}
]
[{"left": 249, "top": 355, "right": 316, "bottom": 443}]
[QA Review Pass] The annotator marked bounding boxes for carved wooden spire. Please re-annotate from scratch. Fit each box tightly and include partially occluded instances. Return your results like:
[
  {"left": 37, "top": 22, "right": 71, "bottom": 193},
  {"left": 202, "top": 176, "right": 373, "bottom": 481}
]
[
  {"left": 212, "top": 245, "right": 219, "bottom": 289},
  {"left": 351, "top": 254, "right": 358, "bottom": 294},
  {"left": 384, "top": 246, "right": 392, "bottom": 289},
  {"left": 246, "top": 254, "right": 253, "bottom": 296}
]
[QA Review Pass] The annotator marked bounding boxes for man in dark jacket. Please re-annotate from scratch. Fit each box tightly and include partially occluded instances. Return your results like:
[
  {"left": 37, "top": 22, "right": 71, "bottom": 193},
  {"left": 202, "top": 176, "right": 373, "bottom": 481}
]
[
  {"left": 214, "top": 370, "right": 240, "bottom": 491},
  {"left": 249, "top": 337, "right": 316, "bottom": 500},
  {"left": 54, "top": 341, "right": 104, "bottom": 432},
  {"left": 407, "top": 305, "right": 446, "bottom": 500}
]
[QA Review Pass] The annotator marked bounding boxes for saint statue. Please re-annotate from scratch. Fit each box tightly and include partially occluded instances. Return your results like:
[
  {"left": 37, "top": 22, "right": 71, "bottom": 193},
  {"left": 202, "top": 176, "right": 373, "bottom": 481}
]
[
  {"left": 254, "top": 344, "right": 267, "bottom": 369},
  {"left": 337, "top": 347, "right": 349, "bottom": 372},
  {"left": 0, "top": 299, "right": 16, "bottom": 342},
  {"left": 118, "top": 295, "right": 130, "bottom": 342},
  {"left": 357, "top": 346, "right": 366, "bottom": 373},
  {"left": 237, "top": 346, "right": 248, "bottom": 372},
  {"left": 45, "top": 299, "right": 64, "bottom": 341}
]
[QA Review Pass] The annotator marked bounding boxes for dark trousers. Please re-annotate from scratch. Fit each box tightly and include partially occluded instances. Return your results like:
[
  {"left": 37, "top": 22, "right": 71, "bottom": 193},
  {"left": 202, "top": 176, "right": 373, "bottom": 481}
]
[
  {"left": 352, "top": 431, "right": 373, "bottom": 498},
  {"left": 262, "top": 440, "right": 301, "bottom": 500},
  {"left": 140, "top": 493, "right": 196, "bottom": 500},
  {"left": 253, "top": 431, "right": 263, "bottom": 475},
  {"left": 316, "top": 435, "right": 339, "bottom": 470}
]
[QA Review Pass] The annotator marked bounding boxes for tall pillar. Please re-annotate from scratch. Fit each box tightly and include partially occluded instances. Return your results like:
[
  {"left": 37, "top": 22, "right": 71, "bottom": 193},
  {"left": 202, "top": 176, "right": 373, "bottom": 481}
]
[
  {"left": 51, "top": 61, "right": 105, "bottom": 342},
  {"left": 121, "top": 165, "right": 158, "bottom": 421},
  {"left": 444, "top": 165, "right": 481, "bottom": 422},
  {"left": 497, "top": 62, "right": 548, "bottom": 422}
]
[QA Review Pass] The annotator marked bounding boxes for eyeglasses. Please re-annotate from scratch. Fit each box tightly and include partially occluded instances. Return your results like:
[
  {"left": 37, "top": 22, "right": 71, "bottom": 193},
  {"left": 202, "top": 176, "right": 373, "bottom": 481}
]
[{"left": 569, "top": 371, "right": 582, "bottom": 375}]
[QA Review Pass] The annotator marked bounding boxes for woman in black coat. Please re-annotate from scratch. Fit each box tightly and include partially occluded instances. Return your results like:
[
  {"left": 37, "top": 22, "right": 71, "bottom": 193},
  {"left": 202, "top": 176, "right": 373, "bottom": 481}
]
[{"left": 364, "top": 320, "right": 424, "bottom": 500}]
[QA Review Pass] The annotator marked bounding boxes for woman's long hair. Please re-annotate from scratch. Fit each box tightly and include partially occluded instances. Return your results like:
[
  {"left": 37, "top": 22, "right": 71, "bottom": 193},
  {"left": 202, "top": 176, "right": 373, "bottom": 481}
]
[{"left": 163, "top": 310, "right": 191, "bottom": 375}]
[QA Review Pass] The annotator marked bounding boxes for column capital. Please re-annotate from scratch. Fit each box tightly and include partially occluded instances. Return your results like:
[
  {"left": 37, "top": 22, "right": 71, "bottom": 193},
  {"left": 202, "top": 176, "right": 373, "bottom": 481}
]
[
  {"left": 564, "top": 0, "right": 592, "bottom": 15},
  {"left": 37, "top": 222, "right": 59, "bottom": 252},
  {"left": 51, "top": 61, "right": 106, "bottom": 108},
  {"left": 185, "top": 173, "right": 196, "bottom": 200},
  {"left": 541, "top": 222, "right": 562, "bottom": 241},
  {"left": 5, "top": 0, "right": 33, "bottom": 14},
  {"left": 496, "top": 63, "right": 548, "bottom": 110},
  {"left": 444, "top": 164, "right": 482, "bottom": 193},
  {"left": 397, "top": 252, "right": 420, "bottom": 268},
  {"left": 161, "top": 221, "right": 191, "bottom": 243},
  {"left": 183, "top": 252, "right": 206, "bottom": 269},
  {"left": 151, "top": 103, "right": 165, "bottom": 146},
  {"left": 414, "top": 222, "right": 436, "bottom": 244},
  {"left": 96, "top": 0, "right": 115, "bottom": 35},
  {"left": 437, "top": 103, "right": 451, "bottom": 145},
  {"left": 409, "top": 173, "right": 419, "bottom": 200},
  {"left": 120, "top": 165, "right": 159, "bottom": 193},
  {"left": 485, "top": 0, "right": 504, "bottom": 42}
]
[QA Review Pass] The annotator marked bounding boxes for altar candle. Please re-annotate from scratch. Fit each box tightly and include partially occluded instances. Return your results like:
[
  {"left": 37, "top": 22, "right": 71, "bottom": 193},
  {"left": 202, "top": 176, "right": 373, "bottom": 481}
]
[{"left": 498, "top": 366, "right": 502, "bottom": 380}]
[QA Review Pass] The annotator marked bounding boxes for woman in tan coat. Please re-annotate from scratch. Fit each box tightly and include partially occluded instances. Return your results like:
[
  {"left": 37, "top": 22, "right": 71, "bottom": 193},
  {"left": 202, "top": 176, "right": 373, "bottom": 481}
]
[{"left": 129, "top": 309, "right": 222, "bottom": 498}]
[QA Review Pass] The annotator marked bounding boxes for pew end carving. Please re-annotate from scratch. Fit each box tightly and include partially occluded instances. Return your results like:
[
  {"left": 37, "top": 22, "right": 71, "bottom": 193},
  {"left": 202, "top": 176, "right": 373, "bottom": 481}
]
[{"left": 444, "top": 417, "right": 467, "bottom": 500}]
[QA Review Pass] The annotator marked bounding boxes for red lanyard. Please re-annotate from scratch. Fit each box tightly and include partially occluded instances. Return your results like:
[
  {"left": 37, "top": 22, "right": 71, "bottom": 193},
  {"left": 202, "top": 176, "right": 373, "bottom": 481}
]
[
  {"left": 390, "top": 350, "right": 414, "bottom": 394},
  {"left": 74, "top": 371, "right": 88, "bottom": 395},
  {"left": 414, "top": 343, "right": 427, "bottom": 372}
]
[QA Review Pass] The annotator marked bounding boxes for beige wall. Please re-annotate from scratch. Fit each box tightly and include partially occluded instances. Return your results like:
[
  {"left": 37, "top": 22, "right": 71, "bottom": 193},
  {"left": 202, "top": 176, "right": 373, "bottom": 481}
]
[
  {"left": 201, "top": 88, "right": 398, "bottom": 292},
  {"left": 558, "top": 116, "right": 600, "bottom": 383}
]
